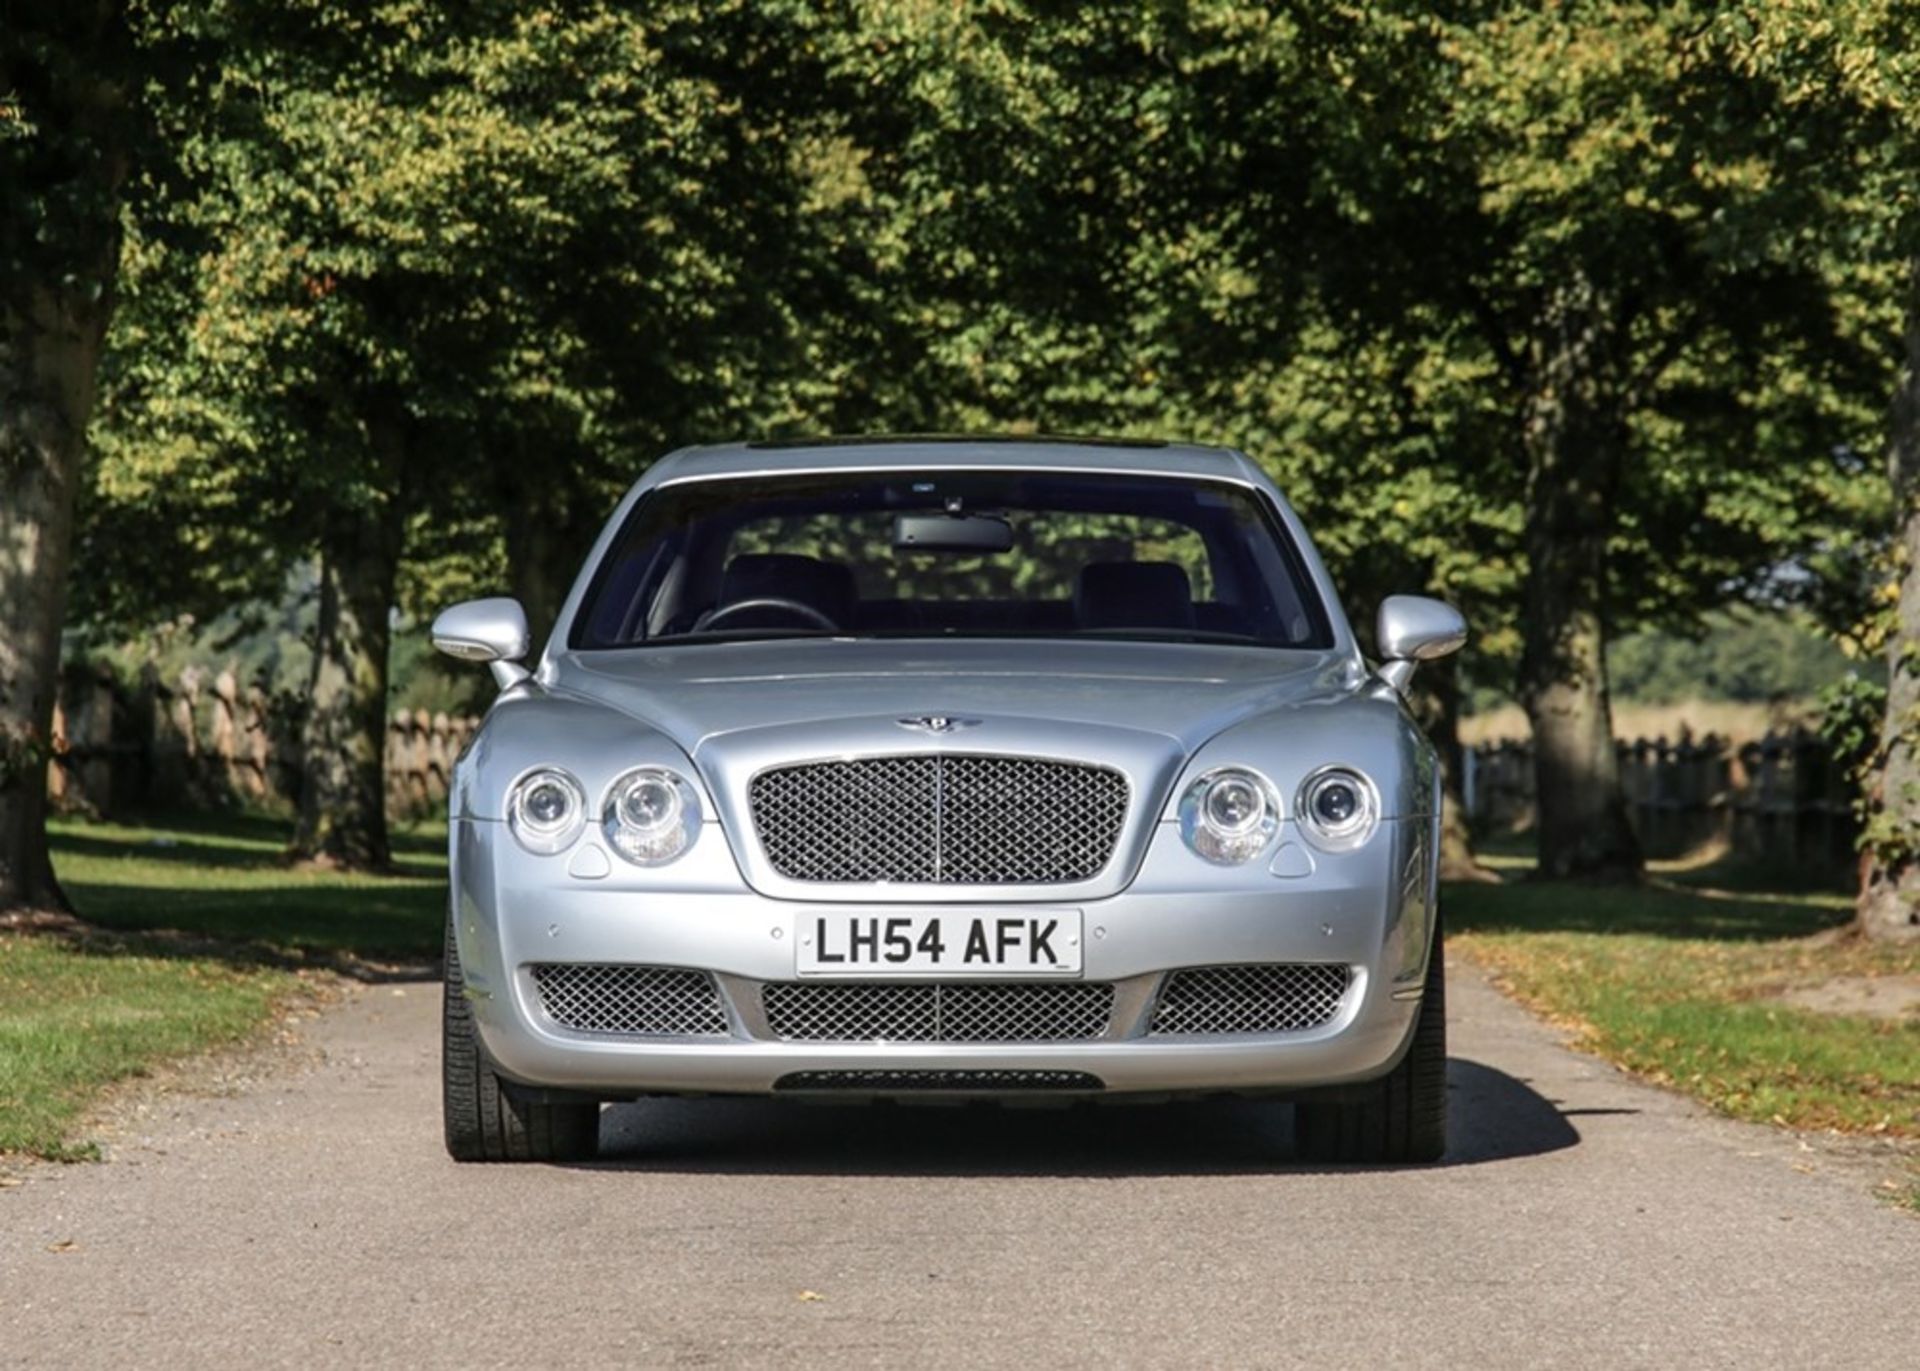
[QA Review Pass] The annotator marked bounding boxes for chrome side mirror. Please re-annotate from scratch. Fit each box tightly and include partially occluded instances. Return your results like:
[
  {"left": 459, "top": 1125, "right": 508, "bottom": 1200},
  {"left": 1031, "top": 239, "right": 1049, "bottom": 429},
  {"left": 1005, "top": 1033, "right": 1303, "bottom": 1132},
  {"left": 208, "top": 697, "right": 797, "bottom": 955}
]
[
  {"left": 1375, "top": 595, "right": 1467, "bottom": 694},
  {"left": 432, "top": 597, "right": 532, "bottom": 689}
]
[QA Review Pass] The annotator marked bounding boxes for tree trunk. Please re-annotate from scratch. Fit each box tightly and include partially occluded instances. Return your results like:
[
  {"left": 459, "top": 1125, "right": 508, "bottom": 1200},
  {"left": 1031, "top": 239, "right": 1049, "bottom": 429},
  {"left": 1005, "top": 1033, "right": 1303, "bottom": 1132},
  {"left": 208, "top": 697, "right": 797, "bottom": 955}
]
[
  {"left": 1857, "top": 261, "right": 1920, "bottom": 942},
  {"left": 0, "top": 289, "right": 111, "bottom": 912},
  {"left": 503, "top": 457, "right": 601, "bottom": 654},
  {"left": 1516, "top": 276, "right": 1643, "bottom": 882},
  {"left": 1413, "top": 657, "right": 1497, "bottom": 882},
  {"left": 290, "top": 418, "right": 408, "bottom": 870},
  {"left": 0, "top": 7, "right": 128, "bottom": 912},
  {"left": 505, "top": 492, "right": 579, "bottom": 655}
]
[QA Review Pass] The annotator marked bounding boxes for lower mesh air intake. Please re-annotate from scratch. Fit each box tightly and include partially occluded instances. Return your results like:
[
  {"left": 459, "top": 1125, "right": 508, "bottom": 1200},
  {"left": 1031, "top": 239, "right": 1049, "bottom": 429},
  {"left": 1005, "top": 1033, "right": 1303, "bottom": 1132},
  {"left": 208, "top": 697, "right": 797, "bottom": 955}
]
[
  {"left": 529, "top": 964, "right": 729, "bottom": 1037},
  {"left": 1148, "top": 963, "right": 1352, "bottom": 1035}
]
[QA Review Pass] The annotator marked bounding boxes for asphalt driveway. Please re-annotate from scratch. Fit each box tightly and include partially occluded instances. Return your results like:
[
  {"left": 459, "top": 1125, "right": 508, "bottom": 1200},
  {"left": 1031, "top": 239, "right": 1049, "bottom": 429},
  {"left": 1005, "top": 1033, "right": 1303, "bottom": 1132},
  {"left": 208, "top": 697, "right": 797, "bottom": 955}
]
[{"left": 3, "top": 964, "right": 1915, "bottom": 1368}]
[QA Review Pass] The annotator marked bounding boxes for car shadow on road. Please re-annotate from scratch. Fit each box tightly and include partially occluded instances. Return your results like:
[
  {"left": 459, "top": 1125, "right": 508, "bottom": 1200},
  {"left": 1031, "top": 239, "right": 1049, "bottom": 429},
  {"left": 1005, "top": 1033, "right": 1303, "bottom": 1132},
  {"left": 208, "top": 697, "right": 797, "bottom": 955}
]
[{"left": 580, "top": 1057, "right": 1588, "bottom": 1178}]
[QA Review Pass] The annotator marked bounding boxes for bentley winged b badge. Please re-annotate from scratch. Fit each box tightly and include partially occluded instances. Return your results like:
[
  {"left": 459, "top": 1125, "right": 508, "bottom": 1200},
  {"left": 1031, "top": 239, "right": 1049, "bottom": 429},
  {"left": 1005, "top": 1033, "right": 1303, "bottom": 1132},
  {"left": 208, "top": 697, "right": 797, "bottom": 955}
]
[{"left": 895, "top": 715, "right": 982, "bottom": 734}]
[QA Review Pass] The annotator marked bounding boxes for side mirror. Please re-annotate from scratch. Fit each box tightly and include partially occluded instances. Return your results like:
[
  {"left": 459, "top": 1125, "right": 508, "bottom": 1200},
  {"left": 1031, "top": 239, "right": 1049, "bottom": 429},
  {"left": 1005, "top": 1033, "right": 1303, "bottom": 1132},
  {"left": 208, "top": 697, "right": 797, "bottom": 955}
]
[
  {"left": 432, "top": 597, "right": 532, "bottom": 688},
  {"left": 1375, "top": 595, "right": 1467, "bottom": 694}
]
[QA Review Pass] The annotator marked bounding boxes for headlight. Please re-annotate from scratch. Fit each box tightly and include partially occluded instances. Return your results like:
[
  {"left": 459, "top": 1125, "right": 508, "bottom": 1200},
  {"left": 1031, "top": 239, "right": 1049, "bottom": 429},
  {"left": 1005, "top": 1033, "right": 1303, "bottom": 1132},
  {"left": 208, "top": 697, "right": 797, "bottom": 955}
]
[
  {"left": 506, "top": 768, "right": 587, "bottom": 854},
  {"left": 602, "top": 766, "right": 700, "bottom": 866},
  {"left": 1297, "top": 767, "right": 1379, "bottom": 851},
  {"left": 1180, "top": 767, "right": 1281, "bottom": 865}
]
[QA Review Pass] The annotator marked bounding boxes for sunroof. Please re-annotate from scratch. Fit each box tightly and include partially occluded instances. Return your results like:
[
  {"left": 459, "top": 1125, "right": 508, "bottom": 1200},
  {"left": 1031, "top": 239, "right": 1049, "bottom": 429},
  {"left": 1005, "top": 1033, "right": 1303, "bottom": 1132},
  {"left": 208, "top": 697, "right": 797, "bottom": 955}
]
[{"left": 744, "top": 432, "right": 1172, "bottom": 451}]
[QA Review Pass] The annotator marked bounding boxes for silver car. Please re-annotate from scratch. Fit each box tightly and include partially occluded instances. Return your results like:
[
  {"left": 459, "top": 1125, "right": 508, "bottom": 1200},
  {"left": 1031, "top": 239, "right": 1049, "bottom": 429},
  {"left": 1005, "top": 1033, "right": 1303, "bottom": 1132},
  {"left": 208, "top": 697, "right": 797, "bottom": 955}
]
[{"left": 432, "top": 437, "right": 1466, "bottom": 1164}]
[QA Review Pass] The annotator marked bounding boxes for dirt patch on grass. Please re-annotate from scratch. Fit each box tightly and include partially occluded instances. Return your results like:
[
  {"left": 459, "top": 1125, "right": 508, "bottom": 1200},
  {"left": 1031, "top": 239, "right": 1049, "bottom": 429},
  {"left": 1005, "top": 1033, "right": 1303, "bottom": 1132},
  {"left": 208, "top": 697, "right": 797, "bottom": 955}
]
[
  {"left": 75, "top": 974, "right": 360, "bottom": 1151},
  {"left": 0, "top": 969, "right": 361, "bottom": 1180},
  {"left": 1772, "top": 974, "right": 1920, "bottom": 1022}
]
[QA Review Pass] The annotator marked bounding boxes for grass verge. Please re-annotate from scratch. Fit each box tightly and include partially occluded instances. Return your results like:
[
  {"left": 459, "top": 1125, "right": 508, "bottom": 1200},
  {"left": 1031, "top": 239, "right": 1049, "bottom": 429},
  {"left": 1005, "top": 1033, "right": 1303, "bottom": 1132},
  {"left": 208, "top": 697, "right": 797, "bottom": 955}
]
[
  {"left": 0, "top": 936, "right": 292, "bottom": 1157},
  {"left": 49, "top": 810, "right": 447, "bottom": 959},
  {"left": 1446, "top": 860, "right": 1920, "bottom": 1140},
  {"left": 1, "top": 811, "right": 447, "bottom": 1160}
]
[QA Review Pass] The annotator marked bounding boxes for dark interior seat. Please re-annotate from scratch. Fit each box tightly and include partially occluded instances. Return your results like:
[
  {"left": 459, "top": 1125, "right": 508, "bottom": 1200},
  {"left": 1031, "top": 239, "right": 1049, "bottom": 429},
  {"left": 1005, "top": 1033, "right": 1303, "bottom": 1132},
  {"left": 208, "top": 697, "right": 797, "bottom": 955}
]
[
  {"left": 1074, "top": 562, "right": 1197, "bottom": 632},
  {"left": 714, "top": 553, "right": 856, "bottom": 628}
]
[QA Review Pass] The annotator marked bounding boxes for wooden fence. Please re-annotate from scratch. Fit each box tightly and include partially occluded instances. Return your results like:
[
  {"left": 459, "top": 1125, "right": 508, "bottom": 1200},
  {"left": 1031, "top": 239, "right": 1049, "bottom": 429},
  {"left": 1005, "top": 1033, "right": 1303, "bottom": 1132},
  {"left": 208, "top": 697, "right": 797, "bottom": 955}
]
[
  {"left": 1467, "top": 729, "right": 1858, "bottom": 875},
  {"left": 47, "top": 662, "right": 478, "bottom": 821}
]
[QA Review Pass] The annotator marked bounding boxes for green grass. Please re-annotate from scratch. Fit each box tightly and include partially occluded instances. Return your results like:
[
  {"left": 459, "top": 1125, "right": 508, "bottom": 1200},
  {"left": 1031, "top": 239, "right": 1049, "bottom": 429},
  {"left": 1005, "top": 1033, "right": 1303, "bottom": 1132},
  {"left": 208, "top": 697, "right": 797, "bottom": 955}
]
[
  {"left": 1, "top": 810, "right": 449, "bottom": 1159},
  {"left": 48, "top": 811, "right": 448, "bottom": 959},
  {"left": 1448, "top": 859, "right": 1920, "bottom": 1138},
  {"left": 0, "top": 936, "right": 291, "bottom": 1156}
]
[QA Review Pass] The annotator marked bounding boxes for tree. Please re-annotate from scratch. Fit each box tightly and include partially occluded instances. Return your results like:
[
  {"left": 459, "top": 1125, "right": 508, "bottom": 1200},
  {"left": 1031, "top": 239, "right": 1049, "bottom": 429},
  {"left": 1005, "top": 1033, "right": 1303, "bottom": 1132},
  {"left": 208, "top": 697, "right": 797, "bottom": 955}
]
[
  {"left": 1862, "top": 265, "right": 1920, "bottom": 939},
  {"left": 87, "top": 0, "right": 568, "bottom": 866},
  {"left": 1, "top": 3, "right": 132, "bottom": 912},
  {"left": 1711, "top": 1, "right": 1917, "bottom": 940},
  {"left": 1260, "top": 2, "right": 1893, "bottom": 880},
  {"left": 90, "top": 1, "right": 481, "bottom": 868},
  {"left": 83, "top": 2, "right": 848, "bottom": 864}
]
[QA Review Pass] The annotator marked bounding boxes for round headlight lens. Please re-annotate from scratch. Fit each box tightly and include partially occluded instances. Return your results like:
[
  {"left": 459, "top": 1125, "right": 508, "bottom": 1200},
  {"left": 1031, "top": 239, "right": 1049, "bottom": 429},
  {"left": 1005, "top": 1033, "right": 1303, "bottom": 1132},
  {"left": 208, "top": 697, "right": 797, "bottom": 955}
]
[
  {"left": 618, "top": 774, "right": 681, "bottom": 832},
  {"left": 1204, "top": 774, "right": 1264, "bottom": 834},
  {"left": 603, "top": 767, "right": 700, "bottom": 866},
  {"left": 1298, "top": 767, "right": 1379, "bottom": 850},
  {"left": 526, "top": 782, "right": 572, "bottom": 826},
  {"left": 1312, "top": 779, "right": 1359, "bottom": 827},
  {"left": 1180, "top": 767, "right": 1280, "bottom": 865},
  {"left": 506, "top": 768, "right": 587, "bottom": 854}
]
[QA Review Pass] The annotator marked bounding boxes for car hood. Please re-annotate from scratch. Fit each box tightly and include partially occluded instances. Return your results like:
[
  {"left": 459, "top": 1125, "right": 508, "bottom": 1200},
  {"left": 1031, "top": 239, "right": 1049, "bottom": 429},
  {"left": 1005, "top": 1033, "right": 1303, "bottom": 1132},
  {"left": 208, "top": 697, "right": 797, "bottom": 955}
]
[{"left": 548, "top": 638, "right": 1362, "bottom": 757}]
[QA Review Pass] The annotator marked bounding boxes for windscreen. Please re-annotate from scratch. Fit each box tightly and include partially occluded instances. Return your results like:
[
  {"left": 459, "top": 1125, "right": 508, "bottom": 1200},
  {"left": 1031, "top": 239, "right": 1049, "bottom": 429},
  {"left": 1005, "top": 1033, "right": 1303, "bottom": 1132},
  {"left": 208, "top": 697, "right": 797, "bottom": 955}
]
[{"left": 569, "top": 470, "right": 1332, "bottom": 650}]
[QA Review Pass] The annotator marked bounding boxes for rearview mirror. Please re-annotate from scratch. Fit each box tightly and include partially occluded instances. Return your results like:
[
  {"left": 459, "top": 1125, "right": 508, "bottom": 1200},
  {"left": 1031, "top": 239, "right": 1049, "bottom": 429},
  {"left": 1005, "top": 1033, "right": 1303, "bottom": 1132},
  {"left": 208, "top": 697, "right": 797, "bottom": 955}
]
[
  {"left": 894, "top": 512, "right": 1015, "bottom": 554},
  {"left": 1375, "top": 595, "right": 1467, "bottom": 694},
  {"left": 432, "top": 597, "right": 532, "bottom": 688}
]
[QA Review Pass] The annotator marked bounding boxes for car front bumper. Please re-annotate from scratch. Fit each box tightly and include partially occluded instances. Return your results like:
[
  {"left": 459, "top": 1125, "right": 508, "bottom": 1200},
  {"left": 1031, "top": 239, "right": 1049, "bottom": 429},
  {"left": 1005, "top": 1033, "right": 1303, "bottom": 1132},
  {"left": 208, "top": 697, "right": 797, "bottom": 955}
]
[{"left": 450, "top": 816, "right": 1436, "bottom": 1099}]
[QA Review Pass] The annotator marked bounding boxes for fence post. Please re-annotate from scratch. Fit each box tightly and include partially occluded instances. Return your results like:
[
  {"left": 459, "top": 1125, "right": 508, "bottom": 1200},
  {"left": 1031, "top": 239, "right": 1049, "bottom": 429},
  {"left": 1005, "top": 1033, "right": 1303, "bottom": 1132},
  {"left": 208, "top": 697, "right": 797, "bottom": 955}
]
[{"left": 209, "top": 666, "right": 242, "bottom": 804}]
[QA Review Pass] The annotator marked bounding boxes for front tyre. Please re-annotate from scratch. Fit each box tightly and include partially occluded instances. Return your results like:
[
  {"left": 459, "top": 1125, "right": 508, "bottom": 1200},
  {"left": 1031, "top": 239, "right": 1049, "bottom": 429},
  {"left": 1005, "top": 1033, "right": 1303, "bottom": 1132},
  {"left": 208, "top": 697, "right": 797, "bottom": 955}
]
[
  {"left": 1295, "top": 918, "right": 1447, "bottom": 1165},
  {"left": 443, "top": 916, "right": 599, "bottom": 1163}
]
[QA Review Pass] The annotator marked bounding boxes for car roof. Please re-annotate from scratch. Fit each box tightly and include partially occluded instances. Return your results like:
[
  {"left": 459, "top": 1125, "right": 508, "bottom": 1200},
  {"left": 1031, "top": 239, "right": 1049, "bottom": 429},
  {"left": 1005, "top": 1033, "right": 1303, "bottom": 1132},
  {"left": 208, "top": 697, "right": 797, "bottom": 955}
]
[{"left": 642, "top": 435, "right": 1262, "bottom": 486}]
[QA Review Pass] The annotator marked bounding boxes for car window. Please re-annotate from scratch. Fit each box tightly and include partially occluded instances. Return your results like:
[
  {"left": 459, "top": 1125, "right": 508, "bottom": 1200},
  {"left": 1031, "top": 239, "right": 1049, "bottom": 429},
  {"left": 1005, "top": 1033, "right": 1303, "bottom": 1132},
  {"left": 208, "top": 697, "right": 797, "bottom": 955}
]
[{"left": 571, "top": 470, "right": 1331, "bottom": 650}]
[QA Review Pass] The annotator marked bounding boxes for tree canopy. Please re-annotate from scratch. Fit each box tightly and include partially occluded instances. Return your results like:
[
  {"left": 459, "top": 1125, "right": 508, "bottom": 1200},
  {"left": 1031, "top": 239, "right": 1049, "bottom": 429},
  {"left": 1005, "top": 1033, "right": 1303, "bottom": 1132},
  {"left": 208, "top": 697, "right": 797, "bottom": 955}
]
[{"left": 0, "top": 1, "right": 1909, "bottom": 921}]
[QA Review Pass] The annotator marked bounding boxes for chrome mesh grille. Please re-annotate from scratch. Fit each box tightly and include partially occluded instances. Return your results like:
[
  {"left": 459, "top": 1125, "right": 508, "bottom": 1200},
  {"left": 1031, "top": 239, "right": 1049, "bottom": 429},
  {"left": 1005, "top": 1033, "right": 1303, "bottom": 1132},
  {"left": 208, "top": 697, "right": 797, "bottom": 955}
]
[
  {"left": 1148, "top": 964, "right": 1352, "bottom": 1035},
  {"left": 761, "top": 980, "right": 1115, "bottom": 1042},
  {"left": 748, "top": 754, "right": 1128, "bottom": 884},
  {"left": 775, "top": 1070, "right": 1105, "bottom": 1093},
  {"left": 530, "top": 964, "right": 729, "bottom": 1037}
]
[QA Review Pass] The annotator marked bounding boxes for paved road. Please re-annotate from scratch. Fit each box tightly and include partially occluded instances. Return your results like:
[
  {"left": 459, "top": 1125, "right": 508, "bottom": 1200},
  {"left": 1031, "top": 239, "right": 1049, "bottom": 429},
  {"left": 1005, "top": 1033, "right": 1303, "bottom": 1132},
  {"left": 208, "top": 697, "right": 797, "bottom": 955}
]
[{"left": 4, "top": 965, "right": 1916, "bottom": 1369}]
